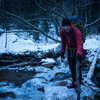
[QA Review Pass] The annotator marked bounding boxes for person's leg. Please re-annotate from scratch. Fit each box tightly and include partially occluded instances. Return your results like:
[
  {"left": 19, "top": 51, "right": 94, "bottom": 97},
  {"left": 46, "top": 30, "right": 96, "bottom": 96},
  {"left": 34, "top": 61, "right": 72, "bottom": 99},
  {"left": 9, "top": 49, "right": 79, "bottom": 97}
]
[
  {"left": 75, "top": 56, "right": 82, "bottom": 85},
  {"left": 67, "top": 50, "right": 76, "bottom": 88}
]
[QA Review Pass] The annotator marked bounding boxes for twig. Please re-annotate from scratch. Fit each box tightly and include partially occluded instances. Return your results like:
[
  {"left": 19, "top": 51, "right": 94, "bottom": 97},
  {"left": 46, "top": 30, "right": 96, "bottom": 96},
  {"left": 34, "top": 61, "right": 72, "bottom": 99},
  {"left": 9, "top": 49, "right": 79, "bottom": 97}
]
[
  {"left": 34, "top": 0, "right": 64, "bottom": 18},
  {"left": 1, "top": 60, "right": 33, "bottom": 69},
  {"left": 5, "top": 29, "right": 7, "bottom": 48},
  {"left": 0, "top": 59, "right": 19, "bottom": 63},
  {"left": 81, "top": 2, "right": 100, "bottom": 8},
  {"left": 34, "top": 0, "right": 47, "bottom": 12},
  {"left": 0, "top": 30, "right": 39, "bottom": 33},
  {"left": 85, "top": 18, "right": 100, "bottom": 27}
]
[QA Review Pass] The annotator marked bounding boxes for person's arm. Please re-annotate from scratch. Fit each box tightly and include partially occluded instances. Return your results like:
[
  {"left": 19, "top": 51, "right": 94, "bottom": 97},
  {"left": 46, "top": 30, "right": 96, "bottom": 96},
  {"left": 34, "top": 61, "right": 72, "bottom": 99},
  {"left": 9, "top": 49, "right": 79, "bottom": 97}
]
[
  {"left": 74, "top": 28, "right": 83, "bottom": 55},
  {"left": 60, "top": 29, "right": 66, "bottom": 54}
]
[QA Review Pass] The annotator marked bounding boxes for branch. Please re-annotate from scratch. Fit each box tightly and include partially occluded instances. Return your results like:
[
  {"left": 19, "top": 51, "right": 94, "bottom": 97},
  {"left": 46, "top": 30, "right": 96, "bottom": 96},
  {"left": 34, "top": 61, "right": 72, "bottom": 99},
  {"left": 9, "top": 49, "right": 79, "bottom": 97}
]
[
  {"left": 34, "top": 0, "right": 64, "bottom": 18},
  {"left": 53, "top": 0, "right": 67, "bottom": 17},
  {"left": 34, "top": 0, "right": 47, "bottom": 12},
  {"left": 52, "top": 10, "right": 64, "bottom": 18},
  {"left": 0, "top": 9, "right": 61, "bottom": 42},
  {"left": 0, "top": 59, "right": 19, "bottom": 63},
  {"left": 26, "top": 18, "right": 48, "bottom": 22},
  {"left": 0, "top": 30, "right": 39, "bottom": 33},
  {"left": 0, "top": 9, "right": 43, "bottom": 32},
  {"left": 81, "top": 2, "right": 100, "bottom": 8},
  {"left": 50, "top": 17, "right": 60, "bottom": 36},
  {"left": 1, "top": 60, "right": 33, "bottom": 69},
  {"left": 85, "top": 18, "right": 100, "bottom": 27},
  {"left": 52, "top": 2, "right": 61, "bottom": 11}
]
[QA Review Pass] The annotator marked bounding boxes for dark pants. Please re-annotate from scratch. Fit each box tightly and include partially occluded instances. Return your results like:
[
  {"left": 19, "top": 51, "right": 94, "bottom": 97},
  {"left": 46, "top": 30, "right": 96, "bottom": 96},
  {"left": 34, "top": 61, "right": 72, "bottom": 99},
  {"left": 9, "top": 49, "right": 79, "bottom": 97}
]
[{"left": 67, "top": 49, "right": 82, "bottom": 84}]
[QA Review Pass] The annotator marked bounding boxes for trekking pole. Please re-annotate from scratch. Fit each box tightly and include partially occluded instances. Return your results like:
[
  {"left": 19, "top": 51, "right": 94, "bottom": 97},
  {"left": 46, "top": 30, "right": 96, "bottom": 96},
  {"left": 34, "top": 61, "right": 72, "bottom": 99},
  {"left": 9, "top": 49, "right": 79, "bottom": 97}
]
[
  {"left": 76, "top": 60, "right": 81, "bottom": 100},
  {"left": 61, "top": 58, "right": 65, "bottom": 68}
]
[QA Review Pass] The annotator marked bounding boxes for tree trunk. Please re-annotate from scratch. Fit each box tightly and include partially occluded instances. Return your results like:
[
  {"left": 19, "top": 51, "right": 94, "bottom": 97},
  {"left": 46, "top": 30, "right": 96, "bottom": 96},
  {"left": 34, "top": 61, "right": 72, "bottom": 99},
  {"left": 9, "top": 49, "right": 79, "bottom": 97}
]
[
  {"left": 72, "top": 0, "right": 76, "bottom": 15},
  {"left": 33, "top": 32, "right": 39, "bottom": 40}
]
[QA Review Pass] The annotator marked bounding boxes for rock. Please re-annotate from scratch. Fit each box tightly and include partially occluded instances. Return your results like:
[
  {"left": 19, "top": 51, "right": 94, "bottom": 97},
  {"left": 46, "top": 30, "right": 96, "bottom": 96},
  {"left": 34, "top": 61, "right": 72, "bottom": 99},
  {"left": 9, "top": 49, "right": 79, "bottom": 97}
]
[
  {"left": 51, "top": 71, "right": 71, "bottom": 81},
  {"left": 0, "top": 91, "right": 16, "bottom": 98},
  {"left": 54, "top": 72, "right": 68, "bottom": 80},
  {"left": 41, "top": 58, "right": 57, "bottom": 69},
  {"left": 42, "top": 63, "right": 55, "bottom": 69},
  {"left": 37, "top": 87, "right": 45, "bottom": 92},
  {"left": 56, "top": 80, "right": 69, "bottom": 86},
  {"left": 43, "top": 86, "right": 77, "bottom": 100}
]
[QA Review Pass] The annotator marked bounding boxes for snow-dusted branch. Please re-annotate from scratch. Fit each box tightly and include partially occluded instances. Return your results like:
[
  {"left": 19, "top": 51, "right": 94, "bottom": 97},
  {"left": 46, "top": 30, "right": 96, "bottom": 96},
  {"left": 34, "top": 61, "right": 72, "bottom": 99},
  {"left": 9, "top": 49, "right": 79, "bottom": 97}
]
[
  {"left": 0, "top": 30, "right": 39, "bottom": 33},
  {"left": 0, "top": 9, "right": 61, "bottom": 42},
  {"left": 52, "top": 2, "right": 60, "bottom": 11},
  {"left": 34, "top": 0, "right": 64, "bottom": 18},
  {"left": 2, "top": 60, "right": 34, "bottom": 69},
  {"left": 51, "top": 17, "right": 60, "bottom": 36},
  {"left": 81, "top": 2, "right": 99, "bottom": 7},
  {"left": 53, "top": 0, "right": 67, "bottom": 17},
  {"left": 87, "top": 48, "right": 100, "bottom": 79},
  {"left": 0, "top": 10, "right": 43, "bottom": 32},
  {"left": 26, "top": 18, "right": 48, "bottom": 22},
  {"left": 85, "top": 18, "right": 100, "bottom": 27},
  {"left": 34, "top": 0, "right": 47, "bottom": 12},
  {"left": 52, "top": 10, "right": 64, "bottom": 18}
]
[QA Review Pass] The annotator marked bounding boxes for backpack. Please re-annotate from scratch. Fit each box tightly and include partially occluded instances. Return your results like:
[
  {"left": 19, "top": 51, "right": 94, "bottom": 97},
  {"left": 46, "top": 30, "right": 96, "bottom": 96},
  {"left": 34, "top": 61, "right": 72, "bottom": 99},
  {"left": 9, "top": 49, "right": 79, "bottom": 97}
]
[
  {"left": 71, "top": 26, "right": 87, "bottom": 60},
  {"left": 71, "top": 15, "right": 86, "bottom": 43}
]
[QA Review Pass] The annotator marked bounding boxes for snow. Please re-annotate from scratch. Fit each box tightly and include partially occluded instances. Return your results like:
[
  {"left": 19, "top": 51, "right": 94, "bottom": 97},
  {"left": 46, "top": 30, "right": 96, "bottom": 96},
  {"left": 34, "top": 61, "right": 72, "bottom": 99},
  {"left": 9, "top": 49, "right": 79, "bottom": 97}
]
[
  {"left": 83, "top": 34, "right": 100, "bottom": 62},
  {"left": 83, "top": 34, "right": 100, "bottom": 49},
  {"left": 34, "top": 67, "right": 70, "bottom": 81},
  {"left": 43, "top": 86, "right": 77, "bottom": 100},
  {"left": 84, "top": 38, "right": 100, "bottom": 50},
  {"left": 0, "top": 31, "right": 100, "bottom": 100},
  {"left": 0, "top": 32, "right": 100, "bottom": 55},
  {"left": 41, "top": 58, "right": 56, "bottom": 63},
  {"left": 0, "top": 33, "right": 59, "bottom": 54}
]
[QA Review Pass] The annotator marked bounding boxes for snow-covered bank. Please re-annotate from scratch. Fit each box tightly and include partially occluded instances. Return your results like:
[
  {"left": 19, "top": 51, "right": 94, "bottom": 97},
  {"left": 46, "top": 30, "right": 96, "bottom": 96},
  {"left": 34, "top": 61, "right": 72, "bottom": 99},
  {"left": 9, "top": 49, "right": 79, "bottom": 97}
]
[
  {"left": 0, "top": 32, "right": 100, "bottom": 54},
  {"left": 84, "top": 34, "right": 100, "bottom": 50},
  {"left": 0, "top": 33, "right": 60, "bottom": 54},
  {"left": 83, "top": 34, "right": 100, "bottom": 62}
]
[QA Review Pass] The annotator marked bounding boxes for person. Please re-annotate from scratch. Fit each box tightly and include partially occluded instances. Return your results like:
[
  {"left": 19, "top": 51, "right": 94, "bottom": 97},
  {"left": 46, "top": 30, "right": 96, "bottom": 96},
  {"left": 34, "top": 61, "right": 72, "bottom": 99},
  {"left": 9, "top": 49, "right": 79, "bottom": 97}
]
[{"left": 60, "top": 18, "right": 83, "bottom": 88}]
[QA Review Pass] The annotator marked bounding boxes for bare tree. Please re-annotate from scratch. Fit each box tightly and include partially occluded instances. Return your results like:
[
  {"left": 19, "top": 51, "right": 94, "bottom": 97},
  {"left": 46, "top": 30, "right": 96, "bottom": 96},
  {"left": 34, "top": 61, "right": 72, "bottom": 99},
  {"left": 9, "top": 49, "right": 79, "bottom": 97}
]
[{"left": 0, "top": 9, "right": 61, "bottom": 42}]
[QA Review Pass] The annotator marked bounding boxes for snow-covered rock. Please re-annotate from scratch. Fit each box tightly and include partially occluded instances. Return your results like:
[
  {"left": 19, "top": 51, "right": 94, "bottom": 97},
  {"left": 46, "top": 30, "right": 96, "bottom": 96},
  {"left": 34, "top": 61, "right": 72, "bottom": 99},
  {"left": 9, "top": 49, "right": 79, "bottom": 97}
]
[{"left": 43, "top": 85, "right": 95, "bottom": 100}]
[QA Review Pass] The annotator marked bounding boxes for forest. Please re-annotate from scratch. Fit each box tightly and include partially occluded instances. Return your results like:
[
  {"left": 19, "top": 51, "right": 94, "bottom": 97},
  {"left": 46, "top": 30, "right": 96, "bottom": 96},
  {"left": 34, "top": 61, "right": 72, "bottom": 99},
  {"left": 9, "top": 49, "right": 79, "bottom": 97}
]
[
  {"left": 0, "top": 0, "right": 100, "bottom": 42},
  {"left": 0, "top": 0, "right": 100, "bottom": 100}
]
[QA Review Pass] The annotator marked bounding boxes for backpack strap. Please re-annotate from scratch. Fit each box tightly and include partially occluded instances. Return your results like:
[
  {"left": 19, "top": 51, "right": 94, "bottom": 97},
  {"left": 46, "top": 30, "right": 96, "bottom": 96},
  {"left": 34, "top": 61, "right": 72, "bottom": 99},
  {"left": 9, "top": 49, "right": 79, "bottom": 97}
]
[
  {"left": 70, "top": 26, "right": 77, "bottom": 39},
  {"left": 63, "top": 26, "right": 77, "bottom": 43}
]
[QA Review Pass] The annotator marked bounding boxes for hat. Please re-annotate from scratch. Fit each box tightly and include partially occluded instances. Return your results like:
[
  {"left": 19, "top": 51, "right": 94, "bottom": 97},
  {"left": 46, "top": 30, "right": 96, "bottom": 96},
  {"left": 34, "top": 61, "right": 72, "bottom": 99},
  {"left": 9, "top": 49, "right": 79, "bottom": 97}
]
[
  {"left": 62, "top": 18, "right": 71, "bottom": 26},
  {"left": 71, "top": 15, "right": 81, "bottom": 23}
]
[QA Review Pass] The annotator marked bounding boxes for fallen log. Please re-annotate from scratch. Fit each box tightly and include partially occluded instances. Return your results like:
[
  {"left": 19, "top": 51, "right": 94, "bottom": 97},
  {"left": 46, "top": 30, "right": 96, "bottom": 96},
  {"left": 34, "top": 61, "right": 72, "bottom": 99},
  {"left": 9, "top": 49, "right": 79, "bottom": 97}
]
[
  {"left": 87, "top": 48, "right": 100, "bottom": 79},
  {"left": 82, "top": 49, "right": 100, "bottom": 96},
  {"left": 0, "top": 60, "right": 35, "bottom": 69},
  {"left": 0, "top": 59, "right": 19, "bottom": 63}
]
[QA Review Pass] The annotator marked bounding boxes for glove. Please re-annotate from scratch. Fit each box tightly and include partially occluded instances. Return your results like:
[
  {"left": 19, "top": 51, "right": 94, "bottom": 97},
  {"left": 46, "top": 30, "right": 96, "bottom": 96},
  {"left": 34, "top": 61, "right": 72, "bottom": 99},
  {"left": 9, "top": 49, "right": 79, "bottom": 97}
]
[
  {"left": 61, "top": 52, "right": 64, "bottom": 62},
  {"left": 76, "top": 54, "right": 82, "bottom": 63}
]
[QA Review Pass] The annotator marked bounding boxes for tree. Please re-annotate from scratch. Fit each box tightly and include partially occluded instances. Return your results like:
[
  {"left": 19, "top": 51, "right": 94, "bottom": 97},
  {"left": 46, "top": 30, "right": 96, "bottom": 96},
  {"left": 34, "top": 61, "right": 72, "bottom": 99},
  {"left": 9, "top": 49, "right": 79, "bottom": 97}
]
[{"left": 0, "top": 0, "right": 100, "bottom": 43}]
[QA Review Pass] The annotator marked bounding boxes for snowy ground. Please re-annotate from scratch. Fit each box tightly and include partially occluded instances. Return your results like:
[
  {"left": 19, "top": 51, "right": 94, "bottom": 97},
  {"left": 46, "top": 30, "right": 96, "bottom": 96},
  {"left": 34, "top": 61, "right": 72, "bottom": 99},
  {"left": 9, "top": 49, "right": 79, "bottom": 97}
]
[
  {"left": 0, "top": 31, "right": 100, "bottom": 100},
  {"left": 0, "top": 33, "right": 59, "bottom": 54}
]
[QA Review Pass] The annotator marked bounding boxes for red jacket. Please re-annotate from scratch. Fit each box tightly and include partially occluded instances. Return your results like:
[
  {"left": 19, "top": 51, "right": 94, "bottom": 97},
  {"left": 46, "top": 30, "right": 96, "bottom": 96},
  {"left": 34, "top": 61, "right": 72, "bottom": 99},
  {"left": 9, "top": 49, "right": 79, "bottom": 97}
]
[{"left": 60, "top": 25, "right": 83, "bottom": 55}]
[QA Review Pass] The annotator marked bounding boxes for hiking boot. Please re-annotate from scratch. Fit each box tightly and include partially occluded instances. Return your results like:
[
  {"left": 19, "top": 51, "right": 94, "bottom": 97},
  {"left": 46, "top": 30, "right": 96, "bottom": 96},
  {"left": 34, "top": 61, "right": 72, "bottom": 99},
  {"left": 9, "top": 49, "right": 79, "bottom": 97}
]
[{"left": 67, "top": 83, "right": 76, "bottom": 88}]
